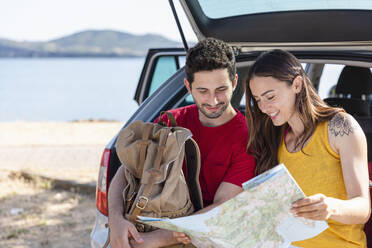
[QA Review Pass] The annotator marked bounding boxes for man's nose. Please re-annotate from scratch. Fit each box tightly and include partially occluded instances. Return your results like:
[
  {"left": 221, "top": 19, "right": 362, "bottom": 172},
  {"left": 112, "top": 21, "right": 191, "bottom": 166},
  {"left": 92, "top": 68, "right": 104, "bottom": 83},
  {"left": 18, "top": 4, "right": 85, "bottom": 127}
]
[{"left": 207, "top": 93, "right": 219, "bottom": 105}]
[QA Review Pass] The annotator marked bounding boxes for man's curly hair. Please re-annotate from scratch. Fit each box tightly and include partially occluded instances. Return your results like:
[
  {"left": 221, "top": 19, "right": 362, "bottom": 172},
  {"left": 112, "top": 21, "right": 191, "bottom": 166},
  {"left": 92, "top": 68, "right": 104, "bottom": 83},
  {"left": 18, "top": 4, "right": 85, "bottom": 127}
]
[{"left": 185, "top": 37, "right": 236, "bottom": 86}]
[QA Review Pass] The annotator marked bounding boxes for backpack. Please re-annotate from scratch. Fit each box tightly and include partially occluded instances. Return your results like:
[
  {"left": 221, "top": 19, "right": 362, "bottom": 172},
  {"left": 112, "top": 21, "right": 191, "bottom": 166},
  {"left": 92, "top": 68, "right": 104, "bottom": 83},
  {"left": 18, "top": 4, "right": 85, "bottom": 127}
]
[{"left": 114, "top": 112, "right": 203, "bottom": 245}]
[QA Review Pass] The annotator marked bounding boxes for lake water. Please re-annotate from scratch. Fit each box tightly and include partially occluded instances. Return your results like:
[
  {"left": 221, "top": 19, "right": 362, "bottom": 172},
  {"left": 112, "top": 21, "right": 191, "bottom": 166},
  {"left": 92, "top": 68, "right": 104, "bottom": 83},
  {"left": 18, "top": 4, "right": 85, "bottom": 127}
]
[
  {"left": 0, "top": 58, "right": 144, "bottom": 122},
  {"left": 0, "top": 58, "right": 342, "bottom": 122}
]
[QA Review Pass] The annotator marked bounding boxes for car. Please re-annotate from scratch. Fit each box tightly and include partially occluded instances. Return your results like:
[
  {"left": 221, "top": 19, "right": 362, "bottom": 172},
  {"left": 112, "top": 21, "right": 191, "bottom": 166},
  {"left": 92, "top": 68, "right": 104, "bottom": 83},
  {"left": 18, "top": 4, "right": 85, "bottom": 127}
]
[{"left": 90, "top": 1, "right": 372, "bottom": 247}]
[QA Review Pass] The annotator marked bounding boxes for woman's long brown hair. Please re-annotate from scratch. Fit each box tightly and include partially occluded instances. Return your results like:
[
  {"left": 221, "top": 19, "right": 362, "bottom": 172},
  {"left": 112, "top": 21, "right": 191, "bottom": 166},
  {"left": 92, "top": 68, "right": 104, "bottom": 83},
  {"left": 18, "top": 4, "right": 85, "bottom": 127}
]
[{"left": 245, "top": 50, "right": 343, "bottom": 175}]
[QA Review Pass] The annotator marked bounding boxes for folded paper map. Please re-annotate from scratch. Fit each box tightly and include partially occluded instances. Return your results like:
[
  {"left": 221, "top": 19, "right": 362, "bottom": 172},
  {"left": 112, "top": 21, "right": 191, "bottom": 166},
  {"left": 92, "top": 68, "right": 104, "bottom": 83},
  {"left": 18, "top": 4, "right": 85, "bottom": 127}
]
[{"left": 138, "top": 163, "right": 328, "bottom": 248}]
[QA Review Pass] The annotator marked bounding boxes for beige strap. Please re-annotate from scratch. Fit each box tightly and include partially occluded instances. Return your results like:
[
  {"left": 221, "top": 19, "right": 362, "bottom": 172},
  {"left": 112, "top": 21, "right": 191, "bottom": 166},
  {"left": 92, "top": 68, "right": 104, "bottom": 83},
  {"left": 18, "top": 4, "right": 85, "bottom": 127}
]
[
  {"left": 124, "top": 184, "right": 139, "bottom": 214},
  {"left": 124, "top": 125, "right": 152, "bottom": 221},
  {"left": 136, "top": 124, "right": 153, "bottom": 177},
  {"left": 129, "top": 128, "right": 170, "bottom": 223}
]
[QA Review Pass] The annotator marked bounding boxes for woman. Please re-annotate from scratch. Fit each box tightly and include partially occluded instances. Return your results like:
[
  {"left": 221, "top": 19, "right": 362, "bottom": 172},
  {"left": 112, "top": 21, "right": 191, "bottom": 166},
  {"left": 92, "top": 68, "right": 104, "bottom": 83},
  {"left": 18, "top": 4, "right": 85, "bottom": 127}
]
[{"left": 245, "top": 49, "right": 370, "bottom": 247}]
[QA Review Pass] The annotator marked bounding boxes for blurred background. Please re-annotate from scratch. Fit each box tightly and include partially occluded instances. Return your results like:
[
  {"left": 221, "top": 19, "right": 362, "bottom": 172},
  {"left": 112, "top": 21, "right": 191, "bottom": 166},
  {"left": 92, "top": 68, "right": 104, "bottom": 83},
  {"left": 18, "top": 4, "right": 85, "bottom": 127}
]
[
  {"left": 0, "top": 1, "right": 195, "bottom": 247},
  {"left": 0, "top": 0, "right": 196, "bottom": 122}
]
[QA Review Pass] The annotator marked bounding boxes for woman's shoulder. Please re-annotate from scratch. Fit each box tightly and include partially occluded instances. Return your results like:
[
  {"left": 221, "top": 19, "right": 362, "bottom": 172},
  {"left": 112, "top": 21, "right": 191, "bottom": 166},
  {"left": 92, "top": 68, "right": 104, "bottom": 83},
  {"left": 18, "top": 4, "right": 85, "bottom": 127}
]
[
  {"left": 327, "top": 112, "right": 362, "bottom": 138},
  {"left": 326, "top": 112, "right": 366, "bottom": 153}
]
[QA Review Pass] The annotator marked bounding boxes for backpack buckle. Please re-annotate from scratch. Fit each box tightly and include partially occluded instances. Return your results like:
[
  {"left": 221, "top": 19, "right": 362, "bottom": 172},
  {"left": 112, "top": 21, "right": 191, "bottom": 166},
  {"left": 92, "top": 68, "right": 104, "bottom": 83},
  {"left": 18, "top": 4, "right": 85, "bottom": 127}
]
[{"left": 136, "top": 196, "right": 149, "bottom": 210}]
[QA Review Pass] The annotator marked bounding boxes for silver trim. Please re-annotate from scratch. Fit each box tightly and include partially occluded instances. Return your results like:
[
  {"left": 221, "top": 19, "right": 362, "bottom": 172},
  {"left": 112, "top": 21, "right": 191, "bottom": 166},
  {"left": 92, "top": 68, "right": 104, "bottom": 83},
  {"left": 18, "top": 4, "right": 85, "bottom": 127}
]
[
  {"left": 300, "top": 59, "right": 372, "bottom": 68},
  {"left": 90, "top": 210, "right": 109, "bottom": 248},
  {"left": 237, "top": 41, "right": 372, "bottom": 52},
  {"left": 237, "top": 59, "right": 372, "bottom": 68}
]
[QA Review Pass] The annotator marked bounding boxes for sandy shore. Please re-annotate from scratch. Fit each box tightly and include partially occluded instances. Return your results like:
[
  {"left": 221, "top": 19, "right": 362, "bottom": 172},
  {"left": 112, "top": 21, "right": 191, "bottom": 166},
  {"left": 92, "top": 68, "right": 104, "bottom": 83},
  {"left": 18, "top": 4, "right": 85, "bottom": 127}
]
[
  {"left": 0, "top": 121, "right": 124, "bottom": 183},
  {"left": 0, "top": 171, "right": 96, "bottom": 248},
  {"left": 0, "top": 121, "right": 125, "bottom": 247}
]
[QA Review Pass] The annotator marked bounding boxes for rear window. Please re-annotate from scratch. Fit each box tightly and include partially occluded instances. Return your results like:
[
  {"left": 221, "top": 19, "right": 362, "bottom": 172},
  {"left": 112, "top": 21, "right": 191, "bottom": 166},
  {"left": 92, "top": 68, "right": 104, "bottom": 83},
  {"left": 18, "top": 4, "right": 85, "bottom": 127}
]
[
  {"left": 318, "top": 64, "right": 372, "bottom": 99},
  {"left": 198, "top": 0, "right": 372, "bottom": 19}
]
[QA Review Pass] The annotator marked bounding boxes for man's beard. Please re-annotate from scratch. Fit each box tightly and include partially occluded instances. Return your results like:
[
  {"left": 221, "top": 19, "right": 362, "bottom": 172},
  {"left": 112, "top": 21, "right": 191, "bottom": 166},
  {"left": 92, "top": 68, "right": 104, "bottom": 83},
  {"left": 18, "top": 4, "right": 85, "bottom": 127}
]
[{"left": 196, "top": 102, "right": 228, "bottom": 119}]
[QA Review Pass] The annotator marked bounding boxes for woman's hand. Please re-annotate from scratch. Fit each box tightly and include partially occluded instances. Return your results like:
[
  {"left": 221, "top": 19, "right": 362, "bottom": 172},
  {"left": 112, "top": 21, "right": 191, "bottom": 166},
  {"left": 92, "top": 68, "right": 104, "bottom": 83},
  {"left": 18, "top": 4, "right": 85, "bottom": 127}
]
[
  {"left": 173, "top": 232, "right": 191, "bottom": 244},
  {"left": 291, "top": 193, "right": 337, "bottom": 221}
]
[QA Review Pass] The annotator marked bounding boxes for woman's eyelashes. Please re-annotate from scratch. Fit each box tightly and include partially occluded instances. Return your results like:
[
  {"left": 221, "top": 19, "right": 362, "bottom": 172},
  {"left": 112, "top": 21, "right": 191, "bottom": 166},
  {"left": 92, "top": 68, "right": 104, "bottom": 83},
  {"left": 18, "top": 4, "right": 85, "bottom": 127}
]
[{"left": 267, "top": 95, "right": 275, "bottom": 101}]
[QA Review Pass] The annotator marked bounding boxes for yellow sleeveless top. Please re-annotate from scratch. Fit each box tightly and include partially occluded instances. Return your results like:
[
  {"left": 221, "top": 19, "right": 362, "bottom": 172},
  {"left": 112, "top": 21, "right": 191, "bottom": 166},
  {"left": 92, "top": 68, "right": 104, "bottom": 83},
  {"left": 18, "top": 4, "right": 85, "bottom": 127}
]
[{"left": 278, "top": 121, "right": 366, "bottom": 248}]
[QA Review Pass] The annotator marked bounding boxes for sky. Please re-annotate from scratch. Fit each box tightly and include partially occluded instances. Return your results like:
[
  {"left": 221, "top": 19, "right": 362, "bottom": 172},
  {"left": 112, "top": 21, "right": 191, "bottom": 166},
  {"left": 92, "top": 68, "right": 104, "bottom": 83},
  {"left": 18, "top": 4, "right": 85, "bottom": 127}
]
[{"left": 0, "top": 0, "right": 197, "bottom": 42}]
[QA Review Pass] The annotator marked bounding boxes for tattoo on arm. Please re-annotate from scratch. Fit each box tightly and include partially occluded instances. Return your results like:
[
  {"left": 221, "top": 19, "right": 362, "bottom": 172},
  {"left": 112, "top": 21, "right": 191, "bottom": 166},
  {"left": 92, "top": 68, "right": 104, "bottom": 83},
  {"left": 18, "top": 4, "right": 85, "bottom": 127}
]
[{"left": 329, "top": 114, "right": 354, "bottom": 137}]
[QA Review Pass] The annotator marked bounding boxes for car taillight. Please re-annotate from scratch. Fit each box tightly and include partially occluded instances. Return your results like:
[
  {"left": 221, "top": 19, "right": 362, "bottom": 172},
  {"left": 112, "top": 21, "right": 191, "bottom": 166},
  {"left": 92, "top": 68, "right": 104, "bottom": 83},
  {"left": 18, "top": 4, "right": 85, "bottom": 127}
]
[{"left": 96, "top": 148, "right": 111, "bottom": 216}]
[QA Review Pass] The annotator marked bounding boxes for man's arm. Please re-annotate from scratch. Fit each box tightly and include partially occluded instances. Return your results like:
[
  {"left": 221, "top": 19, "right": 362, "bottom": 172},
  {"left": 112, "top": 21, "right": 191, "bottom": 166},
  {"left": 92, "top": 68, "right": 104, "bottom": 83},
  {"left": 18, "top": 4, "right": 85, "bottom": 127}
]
[
  {"left": 196, "top": 182, "right": 243, "bottom": 214},
  {"left": 132, "top": 182, "right": 244, "bottom": 247},
  {"left": 108, "top": 165, "right": 143, "bottom": 248}
]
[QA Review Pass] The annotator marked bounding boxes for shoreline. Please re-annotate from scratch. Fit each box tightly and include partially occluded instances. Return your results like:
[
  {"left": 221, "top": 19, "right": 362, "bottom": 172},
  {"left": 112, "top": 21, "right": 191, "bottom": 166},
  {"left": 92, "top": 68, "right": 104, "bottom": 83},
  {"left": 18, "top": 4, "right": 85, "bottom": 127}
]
[
  {"left": 0, "top": 121, "right": 123, "bottom": 183},
  {"left": 0, "top": 119, "right": 123, "bottom": 123},
  {"left": 0, "top": 121, "right": 124, "bottom": 146}
]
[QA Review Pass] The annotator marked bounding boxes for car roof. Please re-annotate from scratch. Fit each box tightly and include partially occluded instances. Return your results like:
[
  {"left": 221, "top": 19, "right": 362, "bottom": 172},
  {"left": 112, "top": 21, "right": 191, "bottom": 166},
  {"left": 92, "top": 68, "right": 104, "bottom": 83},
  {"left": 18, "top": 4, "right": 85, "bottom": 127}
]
[{"left": 179, "top": 0, "right": 372, "bottom": 52}]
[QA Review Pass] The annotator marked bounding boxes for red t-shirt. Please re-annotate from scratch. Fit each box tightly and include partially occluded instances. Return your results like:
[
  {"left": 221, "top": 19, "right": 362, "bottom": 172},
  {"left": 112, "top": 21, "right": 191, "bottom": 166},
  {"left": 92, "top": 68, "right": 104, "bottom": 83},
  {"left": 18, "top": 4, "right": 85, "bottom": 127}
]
[{"left": 158, "top": 104, "right": 255, "bottom": 206}]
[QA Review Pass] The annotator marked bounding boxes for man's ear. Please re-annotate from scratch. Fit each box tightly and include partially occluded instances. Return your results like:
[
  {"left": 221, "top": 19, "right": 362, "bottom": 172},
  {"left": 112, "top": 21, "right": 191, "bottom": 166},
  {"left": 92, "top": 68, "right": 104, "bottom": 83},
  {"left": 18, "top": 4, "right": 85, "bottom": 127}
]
[
  {"left": 184, "top": 78, "right": 192, "bottom": 93},
  {"left": 232, "top": 74, "right": 238, "bottom": 91},
  {"left": 293, "top": 76, "right": 303, "bottom": 94}
]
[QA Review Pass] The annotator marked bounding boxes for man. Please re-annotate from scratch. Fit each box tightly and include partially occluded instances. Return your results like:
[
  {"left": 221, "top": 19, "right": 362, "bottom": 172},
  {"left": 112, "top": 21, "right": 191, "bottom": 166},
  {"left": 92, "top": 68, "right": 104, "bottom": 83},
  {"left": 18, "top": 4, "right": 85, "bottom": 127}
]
[{"left": 107, "top": 38, "right": 256, "bottom": 248}]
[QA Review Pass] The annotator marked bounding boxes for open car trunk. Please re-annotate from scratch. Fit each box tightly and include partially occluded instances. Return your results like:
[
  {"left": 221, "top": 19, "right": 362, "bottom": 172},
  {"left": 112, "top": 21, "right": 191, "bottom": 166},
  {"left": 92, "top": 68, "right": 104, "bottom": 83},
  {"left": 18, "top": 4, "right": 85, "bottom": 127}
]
[{"left": 179, "top": 0, "right": 372, "bottom": 52}]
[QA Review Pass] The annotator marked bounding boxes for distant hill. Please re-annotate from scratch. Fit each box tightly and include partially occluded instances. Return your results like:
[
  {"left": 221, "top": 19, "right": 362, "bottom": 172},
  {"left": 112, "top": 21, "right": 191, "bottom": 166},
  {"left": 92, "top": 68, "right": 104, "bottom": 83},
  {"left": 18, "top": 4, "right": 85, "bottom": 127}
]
[{"left": 0, "top": 30, "right": 182, "bottom": 57}]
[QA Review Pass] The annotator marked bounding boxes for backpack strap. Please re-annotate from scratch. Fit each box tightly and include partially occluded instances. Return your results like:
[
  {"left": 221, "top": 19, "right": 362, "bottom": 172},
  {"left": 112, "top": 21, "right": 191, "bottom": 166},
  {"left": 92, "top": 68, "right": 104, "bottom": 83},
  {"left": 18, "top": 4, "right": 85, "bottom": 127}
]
[
  {"left": 184, "top": 138, "right": 203, "bottom": 211},
  {"left": 137, "top": 124, "right": 153, "bottom": 177},
  {"left": 157, "top": 111, "right": 178, "bottom": 127},
  {"left": 123, "top": 124, "right": 152, "bottom": 214},
  {"left": 123, "top": 179, "right": 139, "bottom": 214},
  {"left": 129, "top": 128, "right": 170, "bottom": 223},
  {"left": 157, "top": 111, "right": 203, "bottom": 210}
]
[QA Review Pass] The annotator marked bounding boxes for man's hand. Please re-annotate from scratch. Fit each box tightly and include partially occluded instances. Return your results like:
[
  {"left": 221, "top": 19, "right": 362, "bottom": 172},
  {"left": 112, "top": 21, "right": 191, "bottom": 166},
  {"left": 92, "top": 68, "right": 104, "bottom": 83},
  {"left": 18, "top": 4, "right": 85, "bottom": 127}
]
[
  {"left": 173, "top": 232, "right": 191, "bottom": 244},
  {"left": 109, "top": 216, "right": 144, "bottom": 248},
  {"left": 108, "top": 165, "right": 143, "bottom": 247},
  {"left": 129, "top": 229, "right": 180, "bottom": 248},
  {"left": 169, "top": 182, "right": 244, "bottom": 246}
]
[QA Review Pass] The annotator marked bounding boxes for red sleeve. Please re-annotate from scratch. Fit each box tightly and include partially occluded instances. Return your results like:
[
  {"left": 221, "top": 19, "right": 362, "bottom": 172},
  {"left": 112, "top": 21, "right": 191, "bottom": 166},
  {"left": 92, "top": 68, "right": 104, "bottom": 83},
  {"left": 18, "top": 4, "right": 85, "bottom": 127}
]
[
  {"left": 222, "top": 138, "right": 256, "bottom": 187},
  {"left": 154, "top": 116, "right": 161, "bottom": 124}
]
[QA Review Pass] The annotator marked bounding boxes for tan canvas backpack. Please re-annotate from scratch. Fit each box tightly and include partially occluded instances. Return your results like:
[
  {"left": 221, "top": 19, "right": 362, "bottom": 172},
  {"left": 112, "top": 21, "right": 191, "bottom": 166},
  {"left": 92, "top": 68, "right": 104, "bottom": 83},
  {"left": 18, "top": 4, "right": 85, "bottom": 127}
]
[{"left": 104, "top": 112, "right": 203, "bottom": 248}]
